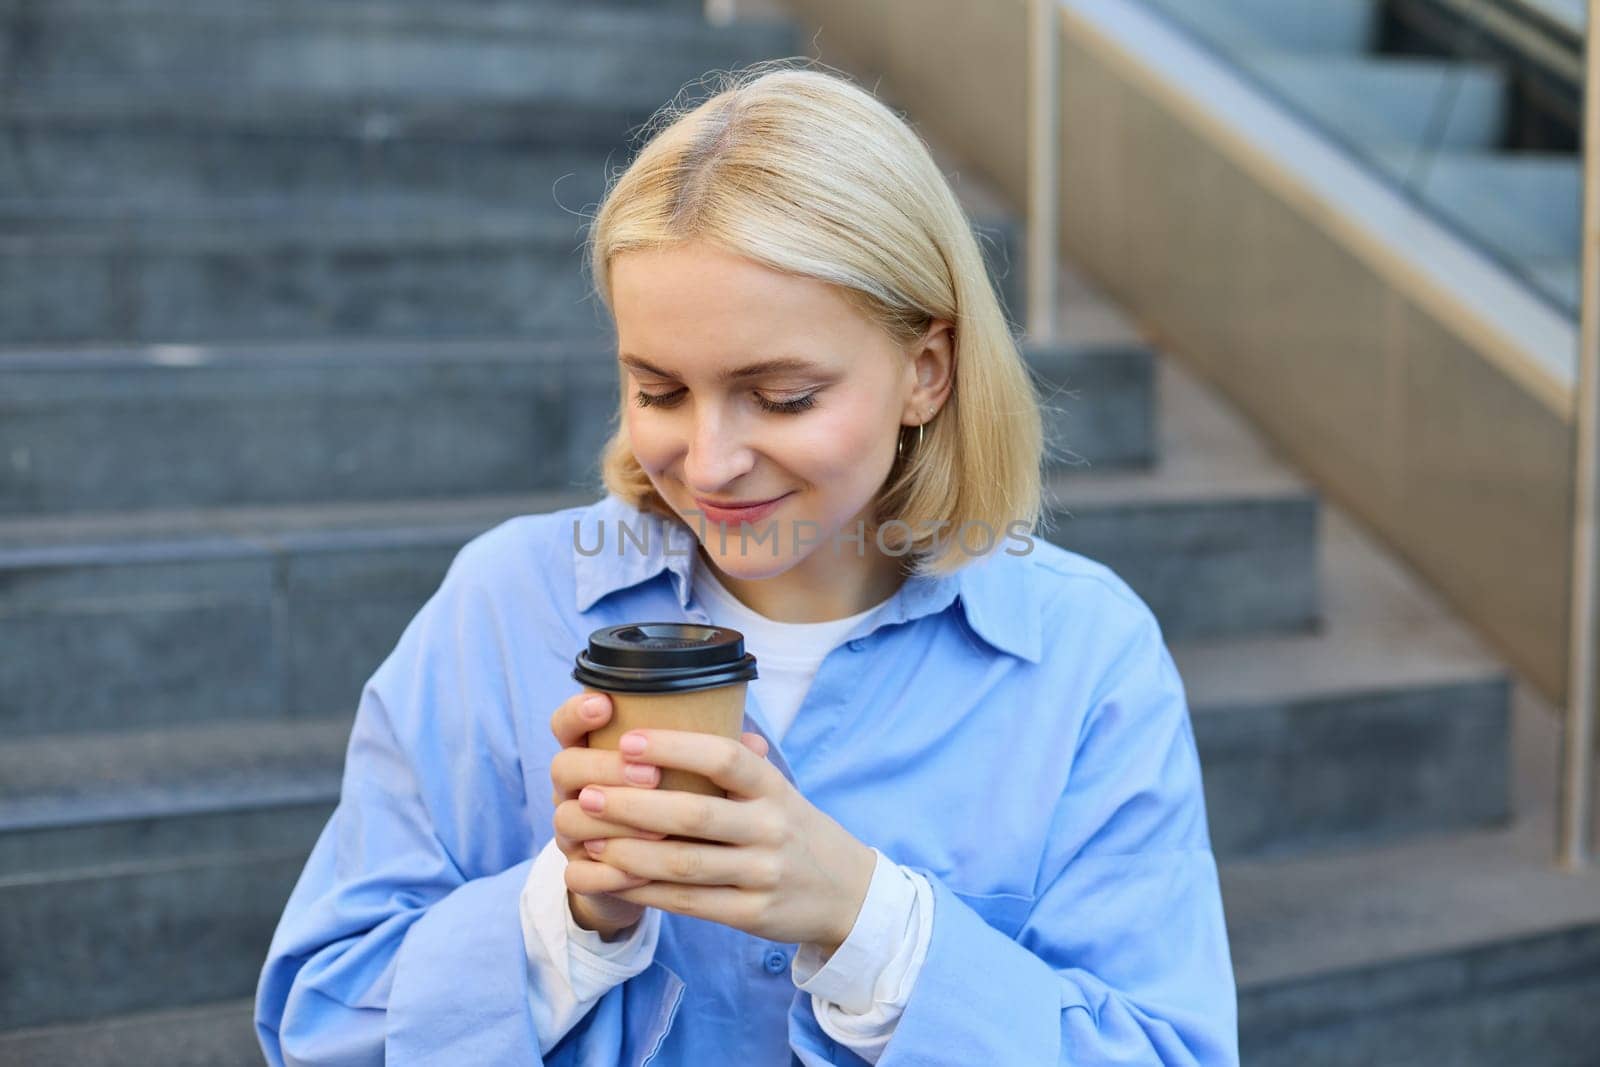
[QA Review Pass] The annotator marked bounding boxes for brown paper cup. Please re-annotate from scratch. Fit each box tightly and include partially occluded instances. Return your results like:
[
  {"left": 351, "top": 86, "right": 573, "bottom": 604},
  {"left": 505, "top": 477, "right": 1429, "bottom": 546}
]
[{"left": 582, "top": 682, "right": 748, "bottom": 798}]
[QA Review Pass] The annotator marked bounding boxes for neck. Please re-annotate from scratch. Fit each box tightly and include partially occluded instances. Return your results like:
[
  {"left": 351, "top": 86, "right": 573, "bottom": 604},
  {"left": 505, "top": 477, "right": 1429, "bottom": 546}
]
[{"left": 696, "top": 540, "right": 906, "bottom": 623}]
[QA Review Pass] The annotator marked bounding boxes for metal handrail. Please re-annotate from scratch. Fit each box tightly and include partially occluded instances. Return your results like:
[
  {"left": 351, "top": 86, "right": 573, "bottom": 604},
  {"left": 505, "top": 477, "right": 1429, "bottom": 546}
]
[
  {"left": 1423, "top": 0, "right": 1583, "bottom": 80},
  {"left": 1027, "top": 0, "right": 1060, "bottom": 342},
  {"left": 1497, "top": 0, "right": 1586, "bottom": 45},
  {"left": 1561, "top": 0, "right": 1599, "bottom": 870}
]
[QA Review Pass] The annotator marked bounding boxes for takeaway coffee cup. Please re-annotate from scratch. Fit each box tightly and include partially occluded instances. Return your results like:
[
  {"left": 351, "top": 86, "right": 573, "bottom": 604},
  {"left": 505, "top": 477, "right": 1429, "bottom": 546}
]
[{"left": 572, "top": 622, "right": 758, "bottom": 798}]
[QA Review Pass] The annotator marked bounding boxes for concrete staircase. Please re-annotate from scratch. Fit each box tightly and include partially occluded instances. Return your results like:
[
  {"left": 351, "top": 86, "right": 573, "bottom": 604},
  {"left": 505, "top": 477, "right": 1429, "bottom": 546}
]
[
  {"left": 1137, "top": 0, "right": 1581, "bottom": 315},
  {"left": 0, "top": 0, "right": 1594, "bottom": 1062}
]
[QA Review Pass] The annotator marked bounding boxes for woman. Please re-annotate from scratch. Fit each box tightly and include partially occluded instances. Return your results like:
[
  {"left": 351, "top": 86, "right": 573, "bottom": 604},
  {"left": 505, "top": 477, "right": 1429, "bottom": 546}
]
[{"left": 256, "top": 61, "right": 1238, "bottom": 1065}]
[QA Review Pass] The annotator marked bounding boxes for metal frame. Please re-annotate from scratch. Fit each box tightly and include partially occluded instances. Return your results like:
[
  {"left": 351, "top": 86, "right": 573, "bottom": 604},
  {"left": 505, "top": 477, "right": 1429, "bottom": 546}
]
[
  {"left": 1028, "top": 0, "right": 1060, "bottom": 341},
  {"left": 1562, "top": 0, "right": 1600, "bottom": 869}
]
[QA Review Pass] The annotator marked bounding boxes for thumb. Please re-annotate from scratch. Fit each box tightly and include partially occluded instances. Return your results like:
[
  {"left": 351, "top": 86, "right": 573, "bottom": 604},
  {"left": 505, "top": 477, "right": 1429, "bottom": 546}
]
[{"left": 740, "top": 731, "right": 771, "bottom": 760}]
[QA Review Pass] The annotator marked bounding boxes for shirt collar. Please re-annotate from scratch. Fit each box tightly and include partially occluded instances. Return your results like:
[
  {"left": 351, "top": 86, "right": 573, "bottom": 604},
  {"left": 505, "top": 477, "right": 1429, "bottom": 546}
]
[{"left": 571, "top": 493, "right": 1041, "bottom": 663}]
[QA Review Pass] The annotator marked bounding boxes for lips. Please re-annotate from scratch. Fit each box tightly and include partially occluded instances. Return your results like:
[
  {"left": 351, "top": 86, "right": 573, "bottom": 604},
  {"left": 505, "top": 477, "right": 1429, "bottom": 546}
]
[
  {"left": 692, "top": 492, "right": 791, "bottom": 525},
  {"left": 695, "top": 495, "right": 785, "bottom": 510}
]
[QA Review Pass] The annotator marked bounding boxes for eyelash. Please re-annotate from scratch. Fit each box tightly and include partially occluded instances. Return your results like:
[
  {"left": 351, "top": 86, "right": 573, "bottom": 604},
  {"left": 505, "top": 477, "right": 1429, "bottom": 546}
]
[{"left": 632, "top": 389, "right": 818, "bottom": 415}]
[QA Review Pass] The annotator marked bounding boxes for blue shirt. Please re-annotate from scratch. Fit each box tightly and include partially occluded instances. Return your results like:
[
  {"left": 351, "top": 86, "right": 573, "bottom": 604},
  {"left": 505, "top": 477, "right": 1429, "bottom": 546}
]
[{"left": 255, "top": 492, "right": 1239, "bottom": 1064}]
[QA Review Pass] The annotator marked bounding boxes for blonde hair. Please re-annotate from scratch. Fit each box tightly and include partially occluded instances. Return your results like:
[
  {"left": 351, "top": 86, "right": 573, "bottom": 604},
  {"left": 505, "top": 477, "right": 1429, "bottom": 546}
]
[{"left": 583, "top": 59, "right": 1046, "bottom": 578}]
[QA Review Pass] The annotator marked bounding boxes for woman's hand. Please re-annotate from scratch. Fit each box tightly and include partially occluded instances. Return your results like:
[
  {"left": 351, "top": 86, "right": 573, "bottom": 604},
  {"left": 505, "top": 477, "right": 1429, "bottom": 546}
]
[
  {"left": 548, "top": 693, "right": 774, "bottom": 940},
  {"left": 549, "top": 692, "right": 657, "bottom": 938},
  {"left": 563, "top": 728, "right": 879, "bottom": 955}
]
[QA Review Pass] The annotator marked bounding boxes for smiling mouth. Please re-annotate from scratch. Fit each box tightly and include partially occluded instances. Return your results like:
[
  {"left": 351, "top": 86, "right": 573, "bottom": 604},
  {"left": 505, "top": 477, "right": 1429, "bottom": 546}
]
[{"left": 695, "top": 494, "right": 788, "bottom": 510}]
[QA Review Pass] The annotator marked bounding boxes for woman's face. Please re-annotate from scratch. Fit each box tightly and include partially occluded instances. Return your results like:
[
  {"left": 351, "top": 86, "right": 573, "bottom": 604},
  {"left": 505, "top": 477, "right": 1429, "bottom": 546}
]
[{"left": 611, "top": 240, "right": 929, "bottom": 581}]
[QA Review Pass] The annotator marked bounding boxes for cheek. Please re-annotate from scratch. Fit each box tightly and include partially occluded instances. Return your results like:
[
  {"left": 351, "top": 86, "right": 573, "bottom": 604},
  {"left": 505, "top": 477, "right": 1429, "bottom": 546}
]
[
  {"left": 790, "top": 387, "right": 905, "bottom": 477},
  {"left": 812, "top": 400, "right": 891, "bottom": 464},
  {"left": 624, "top": 409, "right": 669, "bottom": 470}
]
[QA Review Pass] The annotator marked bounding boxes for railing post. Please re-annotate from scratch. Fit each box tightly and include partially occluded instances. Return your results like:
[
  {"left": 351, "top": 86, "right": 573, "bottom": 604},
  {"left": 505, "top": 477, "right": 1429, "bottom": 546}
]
[
  {"left": 1561, "top": 0, "right": 1600, "bottom": 871},
  {"left": 1027, "top": 0, "right": 1060, "bottom": 342}
]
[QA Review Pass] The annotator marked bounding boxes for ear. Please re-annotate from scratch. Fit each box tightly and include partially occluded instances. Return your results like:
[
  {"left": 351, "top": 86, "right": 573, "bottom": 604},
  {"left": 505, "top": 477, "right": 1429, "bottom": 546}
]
[{"left": 902, "top": 318, "right": 956, "bottom": 426}]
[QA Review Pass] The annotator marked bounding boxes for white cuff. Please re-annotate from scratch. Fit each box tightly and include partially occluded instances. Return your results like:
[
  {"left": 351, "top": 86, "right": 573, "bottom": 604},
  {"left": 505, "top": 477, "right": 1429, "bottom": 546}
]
[
  {"left": 790, "top": 849, "right": 936, "bottom": 1063},
  {"left": 519, "top": 837, "right": 660, "bottom": 1055}
]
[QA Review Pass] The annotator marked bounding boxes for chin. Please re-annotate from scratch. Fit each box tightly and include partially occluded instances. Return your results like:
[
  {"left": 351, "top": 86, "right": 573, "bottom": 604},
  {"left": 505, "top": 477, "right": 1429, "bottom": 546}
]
[{"left": 696, "top": 539, "right": 797, "bottom": 581}]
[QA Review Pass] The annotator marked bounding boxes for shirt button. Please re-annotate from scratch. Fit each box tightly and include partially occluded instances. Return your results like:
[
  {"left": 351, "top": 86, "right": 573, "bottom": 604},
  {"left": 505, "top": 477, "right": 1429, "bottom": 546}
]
[{"left": 763, "top": 949, "right": 789, "bottom": 974}]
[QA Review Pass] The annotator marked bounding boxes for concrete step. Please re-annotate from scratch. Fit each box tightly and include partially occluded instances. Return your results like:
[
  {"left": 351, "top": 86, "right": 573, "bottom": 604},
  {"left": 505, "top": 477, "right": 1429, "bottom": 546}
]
[
  {"left": 0, "top": 997, "right": 261, "bottom": 1067},
  {"left": 0, "top": 337, "right": 622, "bottom": 514},
  {"left": 1046, "top": 349, "right": 1322, "bottom": 641},
  {"left": 0, "top": 719, "right": 345, "bottom": 877},
  {"left": 0, "top": 201, "right": 606, "bottom": 342},
  {"left": 0, "top": 846, "right": 311, "bottom": 1032},
  {"left": 1228, "top": 682, "right": 1600, "bottom": 1064},
  {"left": 0, "top": 454, "right": 1311, "bottom": 742},
  {"left": 0, "top": 334, "right": 1135, "bottom": 517},
  {"left": 0, "top": 719, "right": 343, "bottom": 1031},
  {"left": 0, "top": 91, "right": 644, "bottom": 204},
  {"left": 1185, "top": 504, "right": 1509, "bottom": 859},
  {"left": 1239, "top": 54, "right": 1508, "bottom": 151},
  {"left": 0, "top": 719, "right": 345, "bottom": 878},
  {"left": 1141, "top": 0, "right": 1380, "bottom": 55},
  {"left": 0, "top": 199, "right": 1024, "bottom": 343},
  {"left": 1, "top": 1, "right": 799, "bottom": 100}
]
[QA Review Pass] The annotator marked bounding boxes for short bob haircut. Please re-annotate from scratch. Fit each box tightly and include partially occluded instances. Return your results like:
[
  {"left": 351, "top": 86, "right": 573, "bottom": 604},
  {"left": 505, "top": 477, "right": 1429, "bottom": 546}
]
[{"left": 584, "top": 59, "right": 1046, "bottom": 578}]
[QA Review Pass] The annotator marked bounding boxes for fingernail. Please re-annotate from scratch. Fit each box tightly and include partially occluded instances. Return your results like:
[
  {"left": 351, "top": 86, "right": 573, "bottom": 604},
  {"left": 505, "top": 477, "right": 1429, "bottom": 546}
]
[
  {"left": 583, "top": 839, "right": 605, "bottom": 854},
  {"left": 579, "top": 786, "right": 605, "bottom": 812},
  {"left": 620, "top": 732, "right": 646, "bottom": 756},
  {"left": 584, "top": 697, "right": 607, "bottom": 720},
  {"left": 623, "top": 762, "right": 657, "bottom": 785}
]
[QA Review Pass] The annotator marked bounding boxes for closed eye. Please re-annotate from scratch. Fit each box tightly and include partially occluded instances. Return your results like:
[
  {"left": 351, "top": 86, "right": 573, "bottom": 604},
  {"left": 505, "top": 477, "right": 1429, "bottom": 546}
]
[{"left": 632, "top": 389, "right": 818, "bottom": 415}]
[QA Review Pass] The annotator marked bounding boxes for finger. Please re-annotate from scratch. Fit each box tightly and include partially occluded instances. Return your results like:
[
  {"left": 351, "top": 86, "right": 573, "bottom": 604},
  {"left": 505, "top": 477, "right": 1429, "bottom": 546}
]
[
  {"left": 555, "top": 825, "right": 656, "bottom": 860},
  {"left": 557, "top": 831, "right": 657, "bottom": 870},
  {"left": 575, "top": 785, "right": 771, "bottom": 846},
  {"left": 616, "top": 730, "right": 778, "bottom": 799},
  {"left": 556, "top": 799, "right": 670, "bottom": 844},
  {"left": 550, "top": 691, "right": 611, "bottom": 750},
  {"left": 610, "top": 881, "right": 753, "bottom": 924},
  {"left": 551, "top": 746, "right": 660, "bottom": 799},
  {"left": 741, "top": 731, "right": 770, "bottom": 760},
  {"left": 586, "top": 836, "right": 772, "bottom": 890},
  {"left": 565, "top": 855, "right": 651, "bottom": 895}
]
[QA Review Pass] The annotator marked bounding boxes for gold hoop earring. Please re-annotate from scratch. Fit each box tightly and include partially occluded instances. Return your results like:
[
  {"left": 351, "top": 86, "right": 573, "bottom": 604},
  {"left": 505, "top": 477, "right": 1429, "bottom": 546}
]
[{"left": 896, "top": 412, "right": 929, "bottom": 459}]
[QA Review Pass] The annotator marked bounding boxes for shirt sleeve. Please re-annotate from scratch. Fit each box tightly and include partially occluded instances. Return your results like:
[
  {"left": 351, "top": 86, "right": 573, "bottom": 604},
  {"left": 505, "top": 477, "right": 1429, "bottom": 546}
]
[
  {"left": 253, "top": 529, "right": 685, "bottom": 1066},
  {"left": 789, "top": 850, "right": 935, "bottom": 1064},
  {"left": 520, "top": 837, "right": 662, "bottom": 1056},
  {"left": 788, "top": 607, "right": 1239, "bottom": 1065}
]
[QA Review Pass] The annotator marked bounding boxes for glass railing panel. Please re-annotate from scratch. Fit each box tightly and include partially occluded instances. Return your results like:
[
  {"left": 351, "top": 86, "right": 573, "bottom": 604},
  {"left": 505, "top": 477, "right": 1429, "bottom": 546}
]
[{"left": 1136, "top": 0, "right": 1582, "bottom": 317}]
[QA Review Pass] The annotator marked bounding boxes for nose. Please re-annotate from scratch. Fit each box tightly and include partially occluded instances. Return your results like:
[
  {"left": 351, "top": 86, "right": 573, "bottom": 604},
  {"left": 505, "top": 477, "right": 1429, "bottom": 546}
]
[{"left": 681, "top": 404, "right": 756, "bottom": 493}]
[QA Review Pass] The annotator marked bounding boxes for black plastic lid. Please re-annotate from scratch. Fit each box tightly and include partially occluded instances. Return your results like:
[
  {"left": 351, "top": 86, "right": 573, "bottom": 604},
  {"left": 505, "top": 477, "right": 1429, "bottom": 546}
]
[{"left": 573, "top": 622, "right": 759, "bottom": 694}]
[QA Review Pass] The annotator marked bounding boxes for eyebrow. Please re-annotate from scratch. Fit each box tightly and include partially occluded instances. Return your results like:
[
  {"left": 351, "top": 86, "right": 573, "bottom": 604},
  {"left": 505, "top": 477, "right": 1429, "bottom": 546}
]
[{"left": 617, "top": 354, "right": 830, "bottom": 383}]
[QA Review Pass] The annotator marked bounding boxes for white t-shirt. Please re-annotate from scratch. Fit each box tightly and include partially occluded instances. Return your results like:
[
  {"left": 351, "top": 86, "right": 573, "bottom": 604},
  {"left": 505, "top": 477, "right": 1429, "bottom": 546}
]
[{"left": 689, "top": 553, "right": 894, "bottom": 740}]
